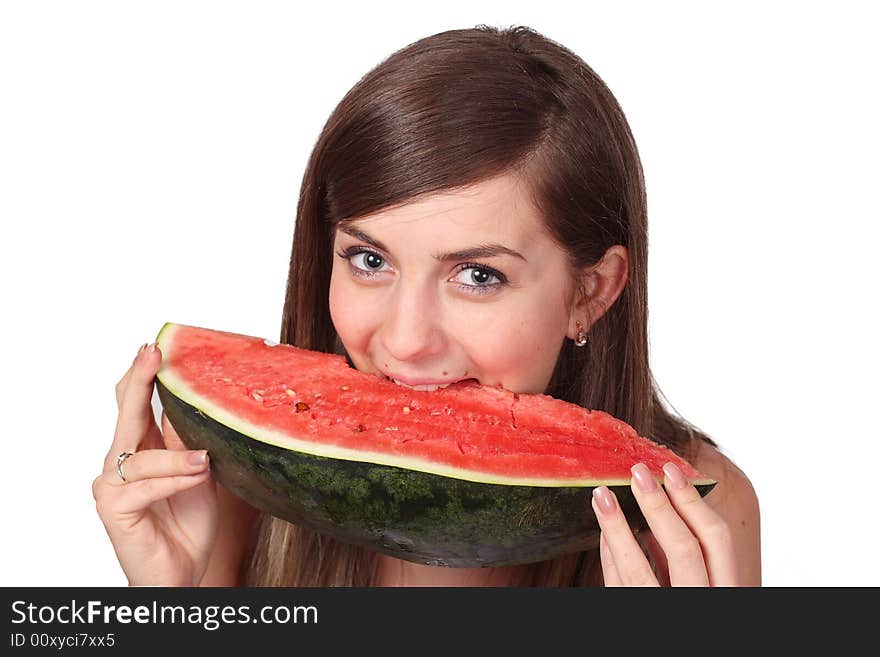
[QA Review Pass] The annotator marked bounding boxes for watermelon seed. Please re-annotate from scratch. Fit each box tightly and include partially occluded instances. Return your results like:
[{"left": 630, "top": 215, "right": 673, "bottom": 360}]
[
  {"left": 219, "top": 377, "right": 233, "bottom": 383},
  {"left": 384, "top": 426, "right": 398, "bottom": 431},
  {"left": 251, "top": 391, "right": 263, "bottom": 402},
  {"left": 354, "top": 424, "right": 365, "bottom": 432},
  {"left": 295, "top": 402, "right": 310, "bottom": 412},
  {"left": 340, "top": 385, "right": 350, "bottom": 391},
  {"left": 430, "top": 410, "right": 442, "bottom": 416},
  {"left": 314, "top": 393, "right": 322, "bottom": 398},
  {"left": 285, "top": 388, "right": 296, "bottom": 397},
  {"left": 402, "top": 406, "right": 410, "bottom": 414}
]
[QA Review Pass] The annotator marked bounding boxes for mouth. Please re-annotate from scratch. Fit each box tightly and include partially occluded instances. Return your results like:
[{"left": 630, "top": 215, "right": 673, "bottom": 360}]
[{"left": 380, "top": 374, "right": 479, "bottom": 392}]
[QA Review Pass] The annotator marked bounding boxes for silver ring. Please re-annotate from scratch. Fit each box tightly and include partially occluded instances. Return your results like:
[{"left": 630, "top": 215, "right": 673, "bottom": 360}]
[{"left": 116, "top": 451, "right": 134, "bottom": 482}]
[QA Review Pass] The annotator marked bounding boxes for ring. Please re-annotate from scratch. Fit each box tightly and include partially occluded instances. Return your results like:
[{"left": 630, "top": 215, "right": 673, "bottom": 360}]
[{"left": 116, "top": 451, "right": 134, "bottom": 482}]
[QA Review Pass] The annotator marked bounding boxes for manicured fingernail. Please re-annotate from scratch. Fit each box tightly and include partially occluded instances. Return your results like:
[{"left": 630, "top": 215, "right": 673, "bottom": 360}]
[
  {"left": 148, "top": 342, "right": 157, "bottom": 353},
  {"left": 187, "top": 450, "right": 207, "bottom": 466},
  {"left": 592, "top": 486, "right": 617, "bottom": 515},
  {"left": 135, "top": 344, "right": 149, "bottom": 364},
  {"left": 662, "top": 462, "right": 688, "bottom": 490},
  {"left": 631, "top": 463, "right": 659, "bottom": 493}
]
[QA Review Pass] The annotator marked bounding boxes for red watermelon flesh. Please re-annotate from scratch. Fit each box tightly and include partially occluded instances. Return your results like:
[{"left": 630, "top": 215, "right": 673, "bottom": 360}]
[{"left": 156, "top": 323, "right": 713, "bottom": 487}]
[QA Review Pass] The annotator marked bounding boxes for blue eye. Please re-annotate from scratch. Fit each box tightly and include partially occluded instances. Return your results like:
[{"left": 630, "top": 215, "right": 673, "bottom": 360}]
[
  {"left": 348, "top": 249, "right": 389, "bottom": 273},
  {"left": 335, "top": 246, "right": 507, "bottom": 296},
  {"left": 450, "top": 263, "right": 505, "bottom": 294}
]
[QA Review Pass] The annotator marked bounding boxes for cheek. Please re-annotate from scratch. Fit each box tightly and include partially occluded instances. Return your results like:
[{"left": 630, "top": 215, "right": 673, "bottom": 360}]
[
  {"left": 328, "top": 269, "right": 373, "bottom": 346},
  {"left": 453, "top": 301, "right": 562, "bottom": 388}
]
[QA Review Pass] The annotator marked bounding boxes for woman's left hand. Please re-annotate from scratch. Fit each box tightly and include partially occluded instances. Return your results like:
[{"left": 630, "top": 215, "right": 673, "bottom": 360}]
[{"left": 591, "top": 462, "right": 739, "bottom": 586}]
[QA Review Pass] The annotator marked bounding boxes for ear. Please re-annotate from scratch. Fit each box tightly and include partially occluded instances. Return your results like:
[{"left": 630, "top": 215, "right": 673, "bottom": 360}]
[{"left": 567, "top": 245, "right": 629, "bottom": 340}]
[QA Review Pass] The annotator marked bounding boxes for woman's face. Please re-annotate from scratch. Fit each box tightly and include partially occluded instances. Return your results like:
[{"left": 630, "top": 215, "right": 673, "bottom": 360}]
[{"left": 328, "top": 173, "right": 580, "bottom": 395}]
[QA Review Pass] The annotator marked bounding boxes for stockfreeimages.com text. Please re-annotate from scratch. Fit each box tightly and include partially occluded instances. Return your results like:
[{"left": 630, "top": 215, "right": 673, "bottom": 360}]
[{"left": 11, "top": 599, "right": 317, "bottom": 631}]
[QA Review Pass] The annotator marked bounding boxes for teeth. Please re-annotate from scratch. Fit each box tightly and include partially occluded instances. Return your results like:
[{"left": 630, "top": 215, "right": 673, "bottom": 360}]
[{"left": 391, "top": 378, "right": 452, "bottom": 392}]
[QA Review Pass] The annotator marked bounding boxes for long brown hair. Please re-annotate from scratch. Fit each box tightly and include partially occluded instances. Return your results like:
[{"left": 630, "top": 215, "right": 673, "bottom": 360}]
[{"left": 245, "top": 24, "right": 717, "bottom": 587}]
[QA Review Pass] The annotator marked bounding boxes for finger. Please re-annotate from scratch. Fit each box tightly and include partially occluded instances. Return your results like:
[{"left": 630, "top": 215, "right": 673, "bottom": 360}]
[
  {"left": 662, "top": 462, "right": 739, "bottom": 586},
  {"left": 109, "top": 449, "right": 209, "bottom": 485},
  {"left": 599, "top": 532, "right": 623, "bottom": 587},
  {"left": 630, "top": 463, "right": 709, "bottom": 586},
  {"left": 108, "top": 470, "right": 213, "bottom": 517},
  {"left": 106, "top": 343, "right": 162, "bottom": 468},
  {"left": 591, "top": 486, "right": 659, "bottom": 587}
]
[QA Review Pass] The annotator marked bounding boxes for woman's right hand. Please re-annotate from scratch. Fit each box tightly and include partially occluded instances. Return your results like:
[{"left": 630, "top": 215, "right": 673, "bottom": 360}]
[{"left": 93, "top": 342, "right": 219, "bottom": 586}]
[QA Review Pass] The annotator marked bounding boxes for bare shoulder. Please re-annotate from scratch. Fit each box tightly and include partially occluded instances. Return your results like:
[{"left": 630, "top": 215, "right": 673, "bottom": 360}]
[{"left": 692, "top": 441, "right": 762, "bottom": 585}]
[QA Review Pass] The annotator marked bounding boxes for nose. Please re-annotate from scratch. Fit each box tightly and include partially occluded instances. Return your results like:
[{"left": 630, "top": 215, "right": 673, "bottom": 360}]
[{"left": 379, "top": 278, "right": 446, "bottom": 363}]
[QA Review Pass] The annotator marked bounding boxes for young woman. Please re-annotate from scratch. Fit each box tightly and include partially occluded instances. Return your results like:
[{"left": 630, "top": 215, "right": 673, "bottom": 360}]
[{"left": 95, "top": 25, "right": 760, "bottom": 587}]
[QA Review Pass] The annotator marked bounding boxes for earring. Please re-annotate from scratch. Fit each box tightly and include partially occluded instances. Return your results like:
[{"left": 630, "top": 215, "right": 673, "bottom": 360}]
[{"left": 574, "top": 320, "right": 588, "bottom": 347}]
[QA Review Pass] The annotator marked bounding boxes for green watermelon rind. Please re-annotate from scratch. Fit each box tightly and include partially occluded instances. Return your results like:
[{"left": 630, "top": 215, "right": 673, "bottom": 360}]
[{"left": 153, "top": 322, "right": 718, "bottom": 567}]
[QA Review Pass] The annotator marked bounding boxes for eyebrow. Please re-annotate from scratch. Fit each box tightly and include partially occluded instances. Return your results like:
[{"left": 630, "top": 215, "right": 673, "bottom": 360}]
[{"left": 338, "top": 225, "right": 527, "bottom": 263}]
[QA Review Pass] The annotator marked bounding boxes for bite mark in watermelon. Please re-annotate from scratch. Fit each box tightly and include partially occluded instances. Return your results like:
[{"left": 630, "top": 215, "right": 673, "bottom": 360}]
[{"left": 155, "top": 322, "right": 716, "bottom": 567}]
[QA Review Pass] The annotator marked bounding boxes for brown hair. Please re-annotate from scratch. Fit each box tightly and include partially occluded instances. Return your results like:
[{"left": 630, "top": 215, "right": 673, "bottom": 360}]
[{"left": 244, "top": 24, "right": 717, "bottom": 587}]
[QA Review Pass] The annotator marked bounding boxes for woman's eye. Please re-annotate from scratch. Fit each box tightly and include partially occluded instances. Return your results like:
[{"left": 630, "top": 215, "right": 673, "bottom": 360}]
[
  {"left": 335, "top": 247, "right": 389, "bottom": 276},
  {"left": 351, "top": 250, "right": 388, "bottom": 273},
  {"left": 451, "top": 265, "right": 502, "bottom": 288}
]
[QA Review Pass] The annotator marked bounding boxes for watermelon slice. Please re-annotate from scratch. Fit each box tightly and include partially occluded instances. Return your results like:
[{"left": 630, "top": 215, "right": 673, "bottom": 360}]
[{"left": 155, "top": 322, "right": 715, "bottom": 567}]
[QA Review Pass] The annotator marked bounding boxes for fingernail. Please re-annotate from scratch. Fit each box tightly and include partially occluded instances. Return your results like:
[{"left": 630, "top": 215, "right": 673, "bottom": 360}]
[
  {"left": 187, "top": 450, "right": 207, "bottom": 466},
  {"left": 148, "top": 342, "right": 157, "bottom": 353},
  {"left": 631, "top": 463, "right": 659, "bottom": 493},
  {"left": 592, "top": 486, "right": 617, "bottom": 515},
  {"left": 662, "top": 462, "right": 688, "bottom": 490}
]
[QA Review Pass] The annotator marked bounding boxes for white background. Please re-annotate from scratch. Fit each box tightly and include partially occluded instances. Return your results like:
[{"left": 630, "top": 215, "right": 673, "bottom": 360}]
[{"left": 2, "top": 1, "right": 877, "bottom": 586}]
